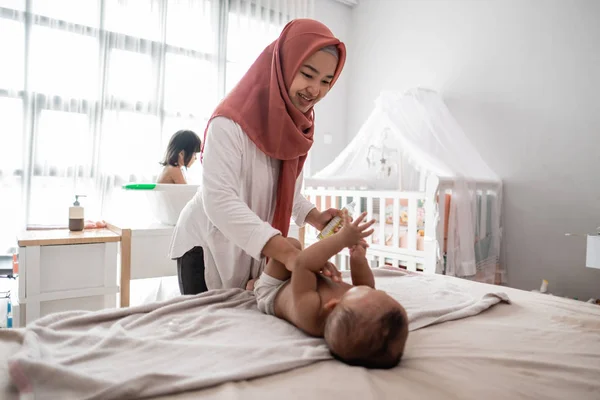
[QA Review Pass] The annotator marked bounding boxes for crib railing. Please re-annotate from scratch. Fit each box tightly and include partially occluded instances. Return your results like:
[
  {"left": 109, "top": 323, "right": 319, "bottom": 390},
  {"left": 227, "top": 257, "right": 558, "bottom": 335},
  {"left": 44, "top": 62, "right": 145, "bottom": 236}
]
[
  {"left": 301, "top": 176, "right": 503, "bottom": 283},
  {"left": 302, "top": 187, "right": 437, "bottom": 273}
]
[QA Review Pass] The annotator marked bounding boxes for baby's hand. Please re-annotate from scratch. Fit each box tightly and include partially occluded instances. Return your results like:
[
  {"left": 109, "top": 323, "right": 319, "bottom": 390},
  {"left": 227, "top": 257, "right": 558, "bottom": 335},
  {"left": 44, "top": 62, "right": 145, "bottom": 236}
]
[
  {"left": 349, "top": 240, "right": 368, "bottom": 260},
  {"left": 339, "top": 210, "right": 375, "bottom": 247}
]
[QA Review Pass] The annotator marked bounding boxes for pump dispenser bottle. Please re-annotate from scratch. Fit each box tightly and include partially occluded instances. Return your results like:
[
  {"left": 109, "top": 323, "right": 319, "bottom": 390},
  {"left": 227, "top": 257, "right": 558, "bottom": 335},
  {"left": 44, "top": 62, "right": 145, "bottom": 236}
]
[{"left": 69, "top": 195, "right": 86, "bottom": 231}]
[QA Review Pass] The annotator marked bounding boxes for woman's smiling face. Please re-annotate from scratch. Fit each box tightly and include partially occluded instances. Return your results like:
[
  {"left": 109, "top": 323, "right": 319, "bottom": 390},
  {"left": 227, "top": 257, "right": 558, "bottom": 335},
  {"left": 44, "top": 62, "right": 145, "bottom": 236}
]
[{"left": 287, "top": 49, "right": 338, "bottom": 113}]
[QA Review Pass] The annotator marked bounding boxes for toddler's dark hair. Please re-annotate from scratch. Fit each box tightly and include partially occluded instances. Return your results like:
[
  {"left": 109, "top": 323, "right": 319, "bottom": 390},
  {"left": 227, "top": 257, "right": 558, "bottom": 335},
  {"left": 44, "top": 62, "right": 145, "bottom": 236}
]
[{"left": 160, "top": 130, "right": 201, "bottom": 168}]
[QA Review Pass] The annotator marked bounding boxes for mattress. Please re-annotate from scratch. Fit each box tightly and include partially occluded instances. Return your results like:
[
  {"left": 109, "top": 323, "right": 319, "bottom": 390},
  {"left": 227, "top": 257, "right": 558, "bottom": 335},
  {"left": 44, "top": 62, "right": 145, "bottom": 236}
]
[{"left": 1, "top": 272, "right": 599, "bottom": 400}]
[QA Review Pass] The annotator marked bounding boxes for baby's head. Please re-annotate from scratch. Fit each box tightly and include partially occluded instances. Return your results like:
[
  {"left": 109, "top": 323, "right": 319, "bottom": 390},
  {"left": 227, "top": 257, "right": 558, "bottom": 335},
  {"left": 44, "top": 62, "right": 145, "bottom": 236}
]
[{"left": 323, "top": 287, "right": 408, "bottom": 369}]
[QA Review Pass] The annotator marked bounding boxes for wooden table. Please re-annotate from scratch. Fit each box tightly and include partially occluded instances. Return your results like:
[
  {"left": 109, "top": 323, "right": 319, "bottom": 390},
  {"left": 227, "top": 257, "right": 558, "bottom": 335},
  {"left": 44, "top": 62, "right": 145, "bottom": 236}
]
[
  {"left": 106, "top": 221, "right": 176, "bottom": 308},
  {"left": 17, "top": 228, "right": 120, "bottom": 246}
]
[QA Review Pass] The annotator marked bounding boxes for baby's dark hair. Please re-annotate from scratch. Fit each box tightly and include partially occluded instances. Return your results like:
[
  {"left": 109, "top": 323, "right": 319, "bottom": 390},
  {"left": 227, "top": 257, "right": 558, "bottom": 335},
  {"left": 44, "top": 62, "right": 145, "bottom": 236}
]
[
  {"left": 160, "top": 130, "right": 201, "bottom": 168},
  {"left": 324, "top": 305, "right": 407, "bottom": 369}
]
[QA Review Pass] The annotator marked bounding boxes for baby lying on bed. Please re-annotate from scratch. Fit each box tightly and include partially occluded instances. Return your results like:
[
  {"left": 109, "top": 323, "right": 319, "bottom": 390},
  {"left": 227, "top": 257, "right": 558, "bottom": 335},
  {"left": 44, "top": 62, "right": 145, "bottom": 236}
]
[{"left": 253, "top": 212, "right": 408, "bottom": 369}]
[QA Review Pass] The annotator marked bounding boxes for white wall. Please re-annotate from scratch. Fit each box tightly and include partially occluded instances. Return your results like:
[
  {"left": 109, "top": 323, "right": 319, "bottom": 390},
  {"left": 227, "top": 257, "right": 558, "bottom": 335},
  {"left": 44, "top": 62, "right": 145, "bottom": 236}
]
[
  {"left": 346, "top": 0, "right": 600, "bottom": 299},
  {"left": 309, "top": 0, "right": 353, "bottom": 176}
]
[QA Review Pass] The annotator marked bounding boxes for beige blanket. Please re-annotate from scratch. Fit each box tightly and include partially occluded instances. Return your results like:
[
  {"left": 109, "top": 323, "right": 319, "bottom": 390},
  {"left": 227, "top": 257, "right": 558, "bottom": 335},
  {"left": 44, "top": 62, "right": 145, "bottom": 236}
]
[
  {"left": 374, "top": 269, "right": 509, "bottom": 330},
  {"left": 1, "top": 269, "right": 509, "bottom": 399},
  {"left": 166, "top": 272, "right": 599, "bottom": 400}
]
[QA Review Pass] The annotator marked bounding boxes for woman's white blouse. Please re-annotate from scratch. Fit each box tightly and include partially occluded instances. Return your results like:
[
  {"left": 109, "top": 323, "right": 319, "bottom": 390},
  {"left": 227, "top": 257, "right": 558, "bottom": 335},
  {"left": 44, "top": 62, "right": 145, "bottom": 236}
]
[{"left": 169, "top": 116, "right": 315, "bottom": 289}]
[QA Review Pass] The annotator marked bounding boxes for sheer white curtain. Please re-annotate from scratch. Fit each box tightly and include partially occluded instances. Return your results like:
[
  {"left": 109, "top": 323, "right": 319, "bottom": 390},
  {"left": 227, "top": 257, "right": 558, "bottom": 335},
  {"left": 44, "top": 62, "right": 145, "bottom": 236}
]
[
  {"left": 0, "top": 0, "right": 313, "bottom": 254},
  {"left": 226, "top": 0, "right": 315, "bottom": 93}
]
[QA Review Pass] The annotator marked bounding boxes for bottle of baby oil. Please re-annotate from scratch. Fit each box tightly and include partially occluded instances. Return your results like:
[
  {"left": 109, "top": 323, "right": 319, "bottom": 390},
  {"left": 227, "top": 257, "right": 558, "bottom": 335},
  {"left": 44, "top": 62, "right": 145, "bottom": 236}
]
[
  {"left": 69, "top": 195, "right": 86, "bottom": 232},
  {"left": 317, "top": 200, "right": 356, "bottom": 240}
]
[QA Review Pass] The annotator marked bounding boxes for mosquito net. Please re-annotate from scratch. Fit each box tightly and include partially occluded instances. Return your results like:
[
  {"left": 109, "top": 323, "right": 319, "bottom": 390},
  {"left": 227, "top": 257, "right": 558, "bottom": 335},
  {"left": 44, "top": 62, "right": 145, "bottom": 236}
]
[{"left": 307, "top": 88, "right": 502, "bottom": 279}]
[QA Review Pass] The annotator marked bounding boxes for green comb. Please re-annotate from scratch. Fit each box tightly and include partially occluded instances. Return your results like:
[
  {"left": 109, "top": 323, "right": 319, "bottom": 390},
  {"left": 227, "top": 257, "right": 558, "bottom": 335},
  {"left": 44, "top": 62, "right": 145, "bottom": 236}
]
[{"left": 122, "top": 183, "right": 157, "bottom": 190}]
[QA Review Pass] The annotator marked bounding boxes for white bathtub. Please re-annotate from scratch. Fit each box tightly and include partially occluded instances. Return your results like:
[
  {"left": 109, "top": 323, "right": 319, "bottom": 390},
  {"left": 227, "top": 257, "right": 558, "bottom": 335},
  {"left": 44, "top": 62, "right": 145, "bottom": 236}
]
[{"left": 122, "top": 183, "right": 201, "bottom": 226}]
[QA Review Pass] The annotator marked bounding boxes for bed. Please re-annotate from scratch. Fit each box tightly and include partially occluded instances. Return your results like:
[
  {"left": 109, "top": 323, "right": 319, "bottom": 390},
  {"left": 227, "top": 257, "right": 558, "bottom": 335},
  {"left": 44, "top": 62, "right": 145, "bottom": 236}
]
[{"left": 1, "top": 269, "right": 599, "bottom": 400}]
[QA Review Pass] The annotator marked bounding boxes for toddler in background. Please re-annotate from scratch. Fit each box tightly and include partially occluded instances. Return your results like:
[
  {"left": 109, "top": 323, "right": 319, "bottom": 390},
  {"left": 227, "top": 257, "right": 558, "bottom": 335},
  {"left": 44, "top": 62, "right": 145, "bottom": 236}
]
[{"left": 157, "top": 130, "right": 201, "bottom": 184}]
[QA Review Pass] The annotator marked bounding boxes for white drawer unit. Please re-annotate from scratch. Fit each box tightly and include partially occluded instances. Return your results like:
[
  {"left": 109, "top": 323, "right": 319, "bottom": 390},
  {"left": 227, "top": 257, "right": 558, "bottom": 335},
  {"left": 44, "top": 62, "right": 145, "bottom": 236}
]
[{"left": 16, "top": 229, "right": 121, "bottom": 326}]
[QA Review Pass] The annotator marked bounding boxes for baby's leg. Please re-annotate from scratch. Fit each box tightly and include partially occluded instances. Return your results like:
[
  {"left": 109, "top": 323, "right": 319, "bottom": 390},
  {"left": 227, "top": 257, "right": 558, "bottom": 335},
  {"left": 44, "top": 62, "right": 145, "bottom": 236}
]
[{"left": 263, "top": 237, "right": 301, "bottom": 281}]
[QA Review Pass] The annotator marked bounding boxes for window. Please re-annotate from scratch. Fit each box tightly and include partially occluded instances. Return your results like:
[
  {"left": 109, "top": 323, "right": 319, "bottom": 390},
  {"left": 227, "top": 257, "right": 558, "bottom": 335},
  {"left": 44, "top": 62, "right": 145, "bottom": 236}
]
[
  {"left": 0, "top": 0, "right": 24, "bottom": 11},
  {"left": 100, "top": 111, "right": 160, "bottom": 178},
  {"left": 28, "top": 110, "right": 93, "bottom": 226},
  {"left": 227, "top": 13, "right": 281, "bottom": 64},
  {"left": 32, "top": 0, "right": 99, "bottom": 27},
  {"left": 0, "top": 0, "right": 312, "bottom": 254},
  {"left": 164, "top": 53, "right": 217, "bottom": 116},
  {"left": 225, "top": 9, "right": 284, "bottom": 93},
  {"left": 166, "top": 0, "right": 215, "bottom": 53},
  {"left": 0, "top": 98, "right": 23, "bottom": 174},
  {"left": 30, "top": 26, "right": 99, "bottom": 99},
  {"left": 35, "top": 110, "right": 92, "bottom": 174},
  {"left": 0, "top": 19, "right": 24, "bottom": 92},
  {"left": 104, "top": 0, "right": 161, "bottom": 41},
  {"left": 107, "top": 50, "right": 154, "bottom": 104},
  {"left": 0, "top": 97, "right": 23, "bottom": 252}
]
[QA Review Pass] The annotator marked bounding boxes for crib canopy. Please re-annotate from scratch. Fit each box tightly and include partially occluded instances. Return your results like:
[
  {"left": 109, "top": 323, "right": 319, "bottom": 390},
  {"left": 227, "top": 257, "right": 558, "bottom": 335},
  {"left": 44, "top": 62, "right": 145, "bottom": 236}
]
[
  {"left": 307, "top": 88, "right": 502, "bottom": 279},
  {"left": 307, "top": 88, "right": 499, "bottom": 190}
]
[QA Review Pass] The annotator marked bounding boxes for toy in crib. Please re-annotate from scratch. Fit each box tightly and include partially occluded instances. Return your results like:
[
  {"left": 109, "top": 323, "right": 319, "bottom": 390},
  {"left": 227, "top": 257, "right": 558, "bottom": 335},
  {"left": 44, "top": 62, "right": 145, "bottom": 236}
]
[
  {"left": 371, "top": 198, "right": 426, "bottom": 250},
  {"left": 384, "top": 203, "right": 426, "bottom": 228}
]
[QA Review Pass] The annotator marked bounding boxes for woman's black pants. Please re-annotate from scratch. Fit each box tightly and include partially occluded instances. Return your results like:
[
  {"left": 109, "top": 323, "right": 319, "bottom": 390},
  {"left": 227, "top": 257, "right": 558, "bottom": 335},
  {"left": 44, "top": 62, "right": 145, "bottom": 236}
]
[{"left": 176, "top": 246, "right": 208, "bottom": 295}]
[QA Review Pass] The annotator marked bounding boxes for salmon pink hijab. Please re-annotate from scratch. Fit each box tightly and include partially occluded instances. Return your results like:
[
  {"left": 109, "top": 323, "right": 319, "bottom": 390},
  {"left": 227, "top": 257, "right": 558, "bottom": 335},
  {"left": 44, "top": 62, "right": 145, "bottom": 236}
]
[{"left": 203, "top": 19, "right": 346, "bottom": 237}]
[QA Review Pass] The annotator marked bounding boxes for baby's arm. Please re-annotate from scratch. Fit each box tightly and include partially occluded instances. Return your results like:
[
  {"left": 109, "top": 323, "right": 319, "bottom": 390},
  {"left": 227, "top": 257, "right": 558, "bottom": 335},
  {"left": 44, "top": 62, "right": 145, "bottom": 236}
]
[
  {"left": 349, "top": 242, "right": 375, "bottom": 288},
  {"left": 294, "top": 210, "right": 375, "bottom": 272},
  {"left": 286, "top": 232, "right": 349, "bottom": 336},
  {"left": 287, "top": 212, "right": 375, "bottom": 336}
]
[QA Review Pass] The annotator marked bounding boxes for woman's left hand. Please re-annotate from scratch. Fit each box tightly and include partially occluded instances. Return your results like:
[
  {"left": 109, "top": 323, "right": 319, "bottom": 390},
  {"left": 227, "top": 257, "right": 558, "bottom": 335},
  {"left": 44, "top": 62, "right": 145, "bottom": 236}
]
[
  {"left": 245, "top": 278, "right": 256, "bottom": 291},
  {"left": 309, "top": 208, "right": 343, "bottom": 231}
]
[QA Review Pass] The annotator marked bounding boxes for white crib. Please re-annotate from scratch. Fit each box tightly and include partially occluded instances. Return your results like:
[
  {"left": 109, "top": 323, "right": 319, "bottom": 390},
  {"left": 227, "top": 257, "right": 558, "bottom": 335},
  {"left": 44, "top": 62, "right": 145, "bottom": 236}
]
[{"left": 301, "top": 175, "right": 503, "bottom": 284}]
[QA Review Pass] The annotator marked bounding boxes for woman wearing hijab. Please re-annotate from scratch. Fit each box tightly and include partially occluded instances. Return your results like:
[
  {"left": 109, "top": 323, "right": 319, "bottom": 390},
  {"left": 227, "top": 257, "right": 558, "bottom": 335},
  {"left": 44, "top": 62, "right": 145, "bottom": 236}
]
[{"left": 169, "top": 19, "right": 347, "bottom": 294}]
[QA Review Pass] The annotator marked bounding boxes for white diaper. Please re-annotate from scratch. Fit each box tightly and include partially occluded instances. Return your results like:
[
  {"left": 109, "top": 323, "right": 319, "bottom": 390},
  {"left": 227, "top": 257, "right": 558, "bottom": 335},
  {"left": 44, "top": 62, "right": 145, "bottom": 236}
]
[{"left": 254, "top": 273, "right": 288, "bottom": 316}]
